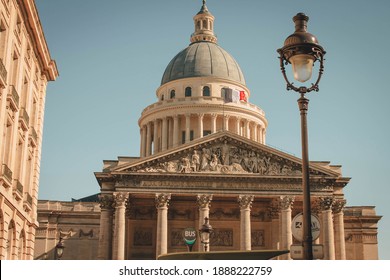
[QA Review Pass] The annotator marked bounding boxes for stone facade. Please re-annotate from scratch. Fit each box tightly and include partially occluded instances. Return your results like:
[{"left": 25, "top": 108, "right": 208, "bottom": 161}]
[
  {"left": 0, "top": 0, "right": 58, "bottom": 259},
  {"left": 35, "top": 200, "right": 100, "bottom": 260},
  {"left": 33, "top": 1, "right": 381, "bottom": 260}
]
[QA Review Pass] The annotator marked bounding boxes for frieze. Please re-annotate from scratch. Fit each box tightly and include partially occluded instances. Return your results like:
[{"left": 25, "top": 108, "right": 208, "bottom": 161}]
[
  {"left": 170, "top": 229, "right": 185, "bottom": 247},
  {"left": 251, "top": 210, "right": 267, "bottom": 221},
  {"left": 134, "top": 228, "right": 153, "bottom": 246},
  {"left": 210, "top": 208, "right": 240, "bottom": 220},
  {"left": 169, "top": 209, "right": 193, "bottom": 220},
  {"left": 128, "top": 207, "right": 156, "bottom": 220},
  {"left": 210, "top": 229, "right": 233, "bottom": 247},
  {"left": 135, "top": 140, "right": 307, "bottom": 176},
  {"left": 79, "top": 229, "right": 94, "bottom": 239},
  {"left": 251, "top": 230, "right": 265, "bottom": 247}
]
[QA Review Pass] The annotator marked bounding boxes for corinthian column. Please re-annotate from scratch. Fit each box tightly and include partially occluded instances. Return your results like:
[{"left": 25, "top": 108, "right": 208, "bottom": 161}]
[
  {"left": 155, "top": 193, "right": 171, "bottom": 258},
  {"left": 162, "top": 117, "right": 168, "bottom": 151},
  {"left": 185, "top": 114, "right": 191, "bottom": 143},
  {"left": 112, "top": 192, "right": 129, "bottom": 260},
  {"left": 320, "top": 196, "right": 335, "bottom": 260},
  {"left": 279, "top": 196, "right": 294, "bottom": 260},
  {"left": 197, "top": 194, "right": 212, "bottom": 251},
  {"left": 98, "top": 195, "right": 114, "bottom": 259},
  {"left": 238, "top": 195, "right": 254, "bottom": 250},
  {"left": 333, "top": 199, "right": 346, "bottom": 260},
  {"left": 223, "top": 115, "right": 230, "bottom": 131},
  {"left": 173, "top": 114, "right": 179, "bottom": 148},
  {"left": 146, "top": 122, "right": 152, "bottom": 156},
  {"left": 153, "top": 119, "right": 159, "bottom": 154},
  {"left": 211, "top": 114, "right": 217, "bottom": 134},
  {"left": 197, "top": 113, "right": 204, "bottom": 138}
]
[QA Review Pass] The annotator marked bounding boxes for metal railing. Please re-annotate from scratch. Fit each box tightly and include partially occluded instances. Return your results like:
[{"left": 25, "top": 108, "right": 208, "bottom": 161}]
[
  {"left": 30, "top": 126, "right": 38, "bottom": 144},
  {"left": 0, "top": 58, "right": 7, "bottom": 83},
  {"left": 16, "top": 180, "right": 23, "bottom": 197},
  {"left": 1, "top": 163, "right": 13, "bottom": 182},
  {"left": 8, "top": 85, "right": 20, "bottom": 109},
  {"left": 19, "top": 107, "right": 30, "bottom": 127}
]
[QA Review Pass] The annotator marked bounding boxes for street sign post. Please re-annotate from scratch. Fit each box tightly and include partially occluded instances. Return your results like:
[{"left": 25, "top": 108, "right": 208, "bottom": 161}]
[
  {"left": 183, "top": 228, "right": 197, "bottom": 252},
  {"left": 290, "top": 244, "right": 324, "bottom": 260},
  {"left": 291, "top": 213, "right": 321, "bottom": 242}
]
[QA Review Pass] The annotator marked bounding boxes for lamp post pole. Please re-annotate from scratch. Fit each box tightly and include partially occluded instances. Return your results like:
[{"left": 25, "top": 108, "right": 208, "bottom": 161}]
[
  {"left": 298, "top": 93, "right": 313, "bottom": 259},
  {"left": 277, "top": 13, "right": 326, "bottom": 260}
]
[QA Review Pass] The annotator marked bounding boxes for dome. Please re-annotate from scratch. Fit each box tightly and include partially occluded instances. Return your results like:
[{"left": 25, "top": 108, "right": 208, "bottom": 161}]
[{"left": 161, "top": 42, "right": 246, "bottom": 86}]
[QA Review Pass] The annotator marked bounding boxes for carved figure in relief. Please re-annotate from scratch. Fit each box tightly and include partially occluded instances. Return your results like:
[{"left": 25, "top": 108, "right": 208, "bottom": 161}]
[
  {"left": 200, "top": 148, "right": 211, "bottom": 171},
  {"left": 221, "top": 141, "right": 230, "bottom": 165},
  {"left": 136, "top": 141, "right": 303, "bottom": 176},
  {"left": 191, "top": 150, "right": 200, "bottom": 171},
  {"left": 209, "top": 154, "right": 219, "bottom": 171},
  {"left": 179, "top": 157, "right": 192, "bottom": 173},
  {"left": 165, "top": 161, "right": 178, "bottom": 173}
]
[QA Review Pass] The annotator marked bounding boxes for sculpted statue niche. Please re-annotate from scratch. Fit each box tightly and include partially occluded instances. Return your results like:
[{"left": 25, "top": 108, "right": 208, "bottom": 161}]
[{"left": 137, "top": 141, "right": 302, "bottom": 176}]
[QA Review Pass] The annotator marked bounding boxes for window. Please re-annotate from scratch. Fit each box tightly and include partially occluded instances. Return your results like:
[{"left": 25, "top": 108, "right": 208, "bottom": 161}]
[
  {"left": 170, "top": 90, "right": 175, "bottom": 99},
  {"left": 203, "top": 86, "right": 210, "bottom": 97},
  {"left": 161, "top": 94, "right": 164, "bottom": 101},
  {"left": 203, "top": 130, "right": 211, "bottom": 137},
  {"left": 181, "top": 130, "right": 194, "bottom": 144},
  {"left": 185, "top": 87, "right": 192, "bottom": 97}
]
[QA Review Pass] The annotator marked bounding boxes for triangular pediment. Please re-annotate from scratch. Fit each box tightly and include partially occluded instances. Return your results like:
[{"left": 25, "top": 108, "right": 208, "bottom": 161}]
[{"left": 112, "top": 132, "right": 340, "bottom": 177}]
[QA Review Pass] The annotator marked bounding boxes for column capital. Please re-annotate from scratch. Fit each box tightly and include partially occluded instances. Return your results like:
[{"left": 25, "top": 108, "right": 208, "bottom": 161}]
[
  {"left": 319, "top": 196, "right": 334, "bottom": 211},
  {"left": 332, "top": 199, "right": 346, "bottom": 214},
  {"left": 279, "top": 195, "right": 295, "bottom": 210},
  {"left": 113, "top": 192, "right": 129, "bottom": 208},
  {"left": 155, "top": 193, "right": 171, "bottom": 208},
  {"left": 224, "top": 114, "right": 230, "bottom": 120},
  {"left": 238, "top": 195, "right": 254, "bottom": 210},
  {"left": 197, "top": 194, "right": 213, "bottom": 209},
  {"left": 210, "top": 113, "right": 217, "bottom": 119},
  {"left": 98, "top": 194, "right": 114, "bottom": 210},
  {"left": 197, "top": 113, "right": 204, "bottom": 118}
]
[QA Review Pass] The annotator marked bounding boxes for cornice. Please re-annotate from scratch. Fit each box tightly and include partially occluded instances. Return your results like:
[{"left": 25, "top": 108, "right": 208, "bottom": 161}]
[
  {"left": 17, "top": 0, "right": 59, "bottom": 81},
  {"left": 138, "top": 101, "right": 267, "bottom": 127}
]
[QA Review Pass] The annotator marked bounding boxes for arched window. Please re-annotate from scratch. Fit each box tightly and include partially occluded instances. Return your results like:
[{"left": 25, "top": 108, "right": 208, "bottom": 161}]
[
  {"left": 7, "top": 220, "right": 15, "bottom": 259},
  {"left": 18, "top": 231, "right": 26, "bottom": 260},
  {"left": 161, "top": 94, "right": 164, "bottom": 101},
  {"left": 203, "top": 86, "right": 210, "bottom": 97},
  {"left": 170, "top": 90, "right": 175, "bottom": 99},
  {"left": 185, "top": 87, "right": 192, "bottom": 97}
]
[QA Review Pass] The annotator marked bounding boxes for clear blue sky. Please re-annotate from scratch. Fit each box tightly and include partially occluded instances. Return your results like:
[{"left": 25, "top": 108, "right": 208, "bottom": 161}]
[{"left": 35, "top": 0, "right": 389, "bottom": 259}]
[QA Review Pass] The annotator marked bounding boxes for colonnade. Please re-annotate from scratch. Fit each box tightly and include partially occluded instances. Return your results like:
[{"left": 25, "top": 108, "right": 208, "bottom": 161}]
[
  {"left": 98, "top": 194, "right": 346, "bottom": 260},
  {"left": 140, "top": 113, "right": 266, "bottom": 157}
]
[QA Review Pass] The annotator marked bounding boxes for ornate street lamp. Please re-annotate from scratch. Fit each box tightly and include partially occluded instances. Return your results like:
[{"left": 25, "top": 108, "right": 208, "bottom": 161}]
[
  {"left": 55, "top": 237, "right": 65, "bottom": 260},
  {"left": 277, "top": 13, "right": 326, "bottom": 260},
  {"left": 199, "top": 217, "right": 213, "bottom": 252}
]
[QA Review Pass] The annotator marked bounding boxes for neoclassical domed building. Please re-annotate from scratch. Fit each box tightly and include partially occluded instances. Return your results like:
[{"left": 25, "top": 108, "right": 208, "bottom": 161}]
[
  {"left": 138, "top": 2, "right": 267, "bottom": 158},
  {"left": 35, "top": 1, "right": 381, "bottom": 260}
]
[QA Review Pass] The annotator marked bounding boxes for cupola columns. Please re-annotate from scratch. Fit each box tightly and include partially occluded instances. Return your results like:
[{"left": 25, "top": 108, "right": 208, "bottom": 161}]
[{"left": 190, "top": 0, "right": 217, "bottom": 43}]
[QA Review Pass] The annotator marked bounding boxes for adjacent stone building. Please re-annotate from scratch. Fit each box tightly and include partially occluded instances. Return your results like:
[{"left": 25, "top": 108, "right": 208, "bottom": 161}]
[
  {"left": 0, "top": 0, "right": 58, "bottom": 259},
  {"left": 35, "top": 1, "right": 381, "bottom": 260}
]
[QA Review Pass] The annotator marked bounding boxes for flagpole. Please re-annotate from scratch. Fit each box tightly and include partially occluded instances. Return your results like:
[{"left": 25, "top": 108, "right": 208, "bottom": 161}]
[{"left": 222, "top": 102, "right": 225, "bottom": 131}]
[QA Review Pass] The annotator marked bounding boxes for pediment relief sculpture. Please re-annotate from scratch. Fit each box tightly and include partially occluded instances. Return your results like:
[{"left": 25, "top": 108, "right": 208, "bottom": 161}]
[{"left": 135, "top": 140, "right": 306, "bottom": 176}]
